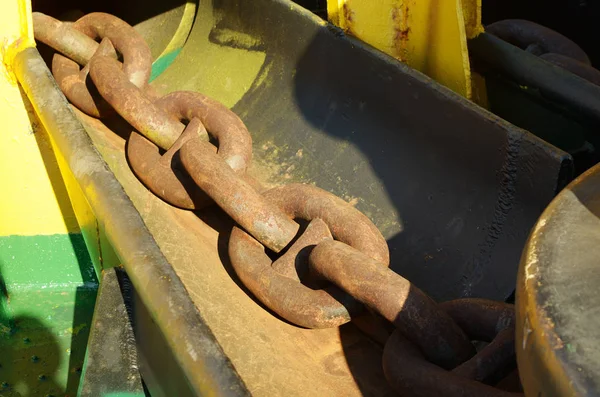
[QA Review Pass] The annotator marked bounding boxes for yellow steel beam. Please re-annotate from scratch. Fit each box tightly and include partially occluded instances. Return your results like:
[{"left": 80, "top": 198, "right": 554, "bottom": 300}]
[
  {"left": 0, "top": 0, "right": 77, "bottom": 236},
  {"left": 0, "top": 0, "right": 99, "bottom": 260},
  {"left": 327, "top": 0, "right": 484, "bottom": 101}
]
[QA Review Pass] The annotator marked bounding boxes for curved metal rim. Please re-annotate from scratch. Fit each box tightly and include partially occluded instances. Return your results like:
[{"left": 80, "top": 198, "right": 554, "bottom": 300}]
[{"left": 517, "top": 162, "right": 600, "bottom": 396}]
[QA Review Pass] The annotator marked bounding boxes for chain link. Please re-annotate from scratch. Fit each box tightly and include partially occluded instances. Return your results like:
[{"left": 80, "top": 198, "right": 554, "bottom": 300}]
[
  {"left": 33, "top": 11, "right": 523, "bottom": 396},
  {"left": 487, "top": 19, "right": 600, "bottom": 86}
]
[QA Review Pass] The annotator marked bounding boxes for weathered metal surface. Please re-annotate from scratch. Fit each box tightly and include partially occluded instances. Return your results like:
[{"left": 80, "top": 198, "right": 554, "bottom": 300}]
[
  {"left": 89, "top": 54, "right": 183, "bottom": 148},
  {"left": 52, "top": 37, "right": 119, "bottom": 118},
  {"left": 326, "top": 0, "right": 483, "bottom": 99},
  {"left": 157, "top": 91, "right": 253, "bottom": 172},
  {"left": 125, "top": 90, "right": 254, "bottom": 209},
  {"left": 271, "top": 218, "right": 332, "bottom": 281},
  {"left": 32, "top": 12, "right": 98, "bottom": 66},
  {"left": 309, "top": 240, "right": 474, "bottom": 369},
  {"left": 382, "top": 329, "right": 522, "bottom": 397},
  {"left": 229, "top": 226, "right": 360, "bottom": 328},
  {"left": 34, "top": 12, "right": 153, "bottom": 118},
  {"left": 14, "top": 46, "right": 249, "bottom": 397},
  {"left": 181, "top": 136, "right": 299, "bottom": 253},
  {"left": 486, "top": 19, "right": 590, "bottom": 64},
  {"left": 126, "top": 130, "right": 212, "bottom": 210},
  {"left": 228, "top": 183, "right": 389, "bottom": 328},
  {"left": 26, "top": 0, "right": 575, "bottom": 394},
  {"left": 150, "top": 0, "right": 572, "bottom": 303},
  {"left": 517, "top": 162, "right": 600, "bottom": 397},
  {"left": 264, "top": 184, "right": 389, "bottom": 264}
]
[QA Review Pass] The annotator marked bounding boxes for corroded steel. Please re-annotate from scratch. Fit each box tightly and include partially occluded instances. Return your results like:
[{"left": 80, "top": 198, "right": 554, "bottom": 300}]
[
  {"left": 382, "top": 298, "right": 521, "bottom": 397},
  {"left": 263, "top": 184, "right": 389, "bottom": 265},
  {"left": 309, "top": 240, "right": 474, "bottom": 369},
  {"left": 33, "top": 12, "right": 153, "bottom": 118},
  {"left": 126, "top": 91, "right": 253, "bottom": 209},
  {"left": 127, "top": 121, "right": 213, "bottom": 210},
  {"left": 228, "top": 184, "right": 389, "bottom": 328},
  {"left": 180, "top": 136, "right": 298, "bottom": 253},
  {"left": 89, "top": 55, "right": 182, "bottom": 149},
  {"left": 271, "top": 218, "right": 333, "bottom": 282}
]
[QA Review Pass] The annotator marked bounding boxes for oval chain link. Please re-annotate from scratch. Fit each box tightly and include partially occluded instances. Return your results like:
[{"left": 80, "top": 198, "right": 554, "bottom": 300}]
[
  {"left": 34, "top": 11, "right": 524, "bottom": 395},
  {"left": 486, "top": 19, "right": 600, "bottom": 86}
]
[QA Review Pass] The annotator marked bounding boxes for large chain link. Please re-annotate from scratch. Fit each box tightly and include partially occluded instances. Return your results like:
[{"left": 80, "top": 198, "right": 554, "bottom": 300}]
[
  {"left": 487, "top": 19, "right": 600, "bottom": 86},
  {"left": 33, "top": 11, "right": 523, "bottom": 396}
]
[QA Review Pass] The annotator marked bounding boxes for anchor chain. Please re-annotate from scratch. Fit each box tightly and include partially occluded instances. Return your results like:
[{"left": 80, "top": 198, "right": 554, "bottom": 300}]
[
  {"left": 33, "top": 11, "right": 523, "bottom": 396},
  {"left": 487, "top": 19, "right": 600, "bottom": 86}
]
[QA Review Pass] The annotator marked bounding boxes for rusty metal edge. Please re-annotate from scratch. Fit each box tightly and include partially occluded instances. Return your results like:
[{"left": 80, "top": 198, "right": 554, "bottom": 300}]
[{"left": 13, "top": 46, "right": 250, "bottom": 397}]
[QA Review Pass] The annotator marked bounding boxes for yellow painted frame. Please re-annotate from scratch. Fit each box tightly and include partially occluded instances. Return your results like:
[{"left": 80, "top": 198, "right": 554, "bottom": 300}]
[{"left": 327, "top": 0, "right": 484, "bottom": 100}]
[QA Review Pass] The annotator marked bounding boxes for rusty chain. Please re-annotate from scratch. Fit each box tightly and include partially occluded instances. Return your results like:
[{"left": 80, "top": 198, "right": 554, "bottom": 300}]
[
  {"left": 487, "top": 19, "right": 600, "bottom": 86},
  {"left": 33, "top": 11, "right": 524, "bottom": 396}
]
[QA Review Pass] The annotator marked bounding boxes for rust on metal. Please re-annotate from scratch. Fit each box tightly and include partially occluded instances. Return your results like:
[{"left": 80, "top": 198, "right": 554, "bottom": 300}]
[
  {"left": 156, "top": 91, "right": 253, "bottom": 173},
  {"left": 382, "top": 330, "right": 523, "bottom": 397},
  {"left": 127, "top": 121, "right": 214, "bottom": 210},
  {"left": 263, "top": 184, "right": 389, "bottom": 265},
  {"left": 271, "top": 218, "right": 333, "bottom": 282},
  {"left": 180, "top": 139, "right": 298, "bottom": 253},
  {"left": 126, "top": 91, "right": 252, "bottom": 209},
  {"left": 89, "top": 55, "right": 184, "bottom": 149},
  {"left": 486, "top": 19, "right": 590, "bottom": 64},
  {"left": 70, "top": 12, "right": 153, "bottom": 88},
  {"left": 228, "top": 225, "right": 361, "bottom": 328},
  {"left": 52, "top": 37, "right": 118, "bottom": 118},
  {"left": 309, "top": 240, "right": 474, "bottom": 369},
  {"left": 36, "top": 12, "right": 153, "bottom": 118},
  {"left": 381, "top": 298, "right": 521, "bottom": 396},
  {"left": 32, "top": 12, "right": 98, "bottom": 65},
  {"left": 228, "top": 184, "right": 389, "bottom": 328}
]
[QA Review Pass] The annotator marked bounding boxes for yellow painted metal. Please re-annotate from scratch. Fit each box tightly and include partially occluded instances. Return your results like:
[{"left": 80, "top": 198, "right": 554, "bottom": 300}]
[
  {"left": 0, "top": 0, "right": 98, "bottom": 243},
  {"left": 0, "top": 0, "right": 71, "bottom": 236},
  {"left": 327, "top": 0, "right": 483, "bottom": 100},
  {"left": 156, "top": 1, "right": 197, "bottom": 60}
]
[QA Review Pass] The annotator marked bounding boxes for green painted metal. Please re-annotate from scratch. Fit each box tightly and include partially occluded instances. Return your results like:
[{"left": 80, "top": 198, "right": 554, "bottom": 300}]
[
  {"left": 149, "top": 49, "right": 182, "bottom": 83},
  {"left": 0, "top": 234, "right": 98, "bottom": 396}
]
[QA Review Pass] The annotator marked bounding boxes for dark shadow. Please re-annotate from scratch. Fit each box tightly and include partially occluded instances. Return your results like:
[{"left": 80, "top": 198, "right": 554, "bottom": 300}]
[
  {"left": 0, "top": 313, "right": 63, "bottom": 396},
  {"left": 480, "top": 0, "right": 600, "bottom": 67}
]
